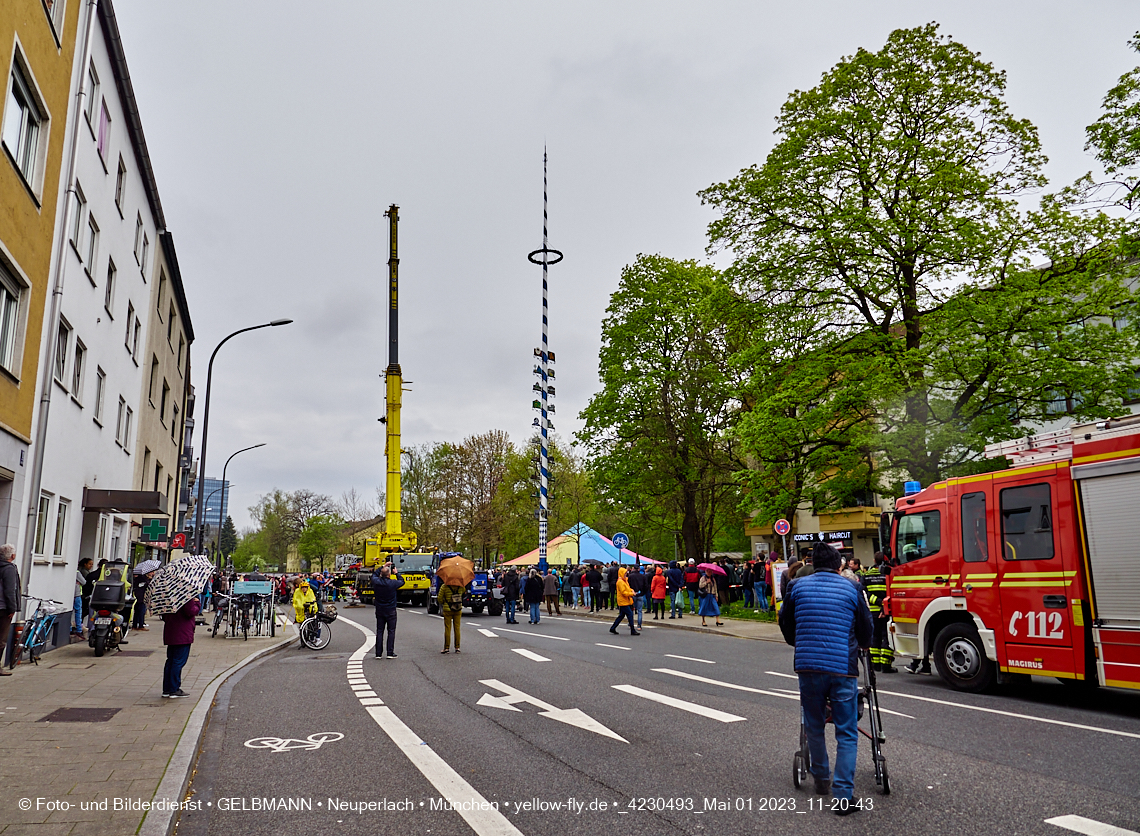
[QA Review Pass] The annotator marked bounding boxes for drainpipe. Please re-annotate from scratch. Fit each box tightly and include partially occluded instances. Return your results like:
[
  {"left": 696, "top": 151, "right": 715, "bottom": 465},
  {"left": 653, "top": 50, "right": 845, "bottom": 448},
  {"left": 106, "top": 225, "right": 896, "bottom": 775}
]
[{"left": 20, "top": 0, "right": 101, "bottom": 593}]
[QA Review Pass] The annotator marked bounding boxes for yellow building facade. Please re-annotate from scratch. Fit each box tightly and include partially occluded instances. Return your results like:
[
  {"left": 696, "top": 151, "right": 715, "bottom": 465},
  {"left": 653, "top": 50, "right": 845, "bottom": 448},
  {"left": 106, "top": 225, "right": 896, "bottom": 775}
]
[{"left": 0, "top": 0, "right": 82, "bottom": 545}]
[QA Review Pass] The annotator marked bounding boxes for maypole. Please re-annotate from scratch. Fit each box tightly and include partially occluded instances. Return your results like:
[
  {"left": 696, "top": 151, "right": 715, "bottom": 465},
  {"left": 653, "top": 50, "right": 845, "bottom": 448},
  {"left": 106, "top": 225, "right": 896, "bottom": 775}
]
[{"left": 528, "top": 150, "right": 562, "bottom": 573}]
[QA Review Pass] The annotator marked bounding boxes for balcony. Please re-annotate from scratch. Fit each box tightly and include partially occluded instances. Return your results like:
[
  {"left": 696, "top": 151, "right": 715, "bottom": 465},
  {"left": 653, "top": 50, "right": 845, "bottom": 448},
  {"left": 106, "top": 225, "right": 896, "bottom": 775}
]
[{"left": 818, "top": 507, "right": 881, "bottom": 532}]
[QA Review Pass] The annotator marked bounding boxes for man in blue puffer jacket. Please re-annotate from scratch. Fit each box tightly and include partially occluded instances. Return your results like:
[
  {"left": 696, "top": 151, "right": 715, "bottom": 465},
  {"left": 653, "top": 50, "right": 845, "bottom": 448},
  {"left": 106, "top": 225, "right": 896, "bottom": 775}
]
[{"left": 779, "top": 542, "right": 873, "bottom": 814}]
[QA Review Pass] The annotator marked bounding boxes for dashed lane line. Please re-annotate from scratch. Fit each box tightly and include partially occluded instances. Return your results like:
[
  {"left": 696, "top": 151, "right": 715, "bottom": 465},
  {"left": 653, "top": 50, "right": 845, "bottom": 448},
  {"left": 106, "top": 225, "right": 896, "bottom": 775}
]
[
  {"left": 654, "top": 668, "right": 799, "bottom": 701},
  {"left": 340, "top": 615, "right": 524, "bottom": 836},
  {"left": 512, "top": 648, "right": 552, "bottom": 662},
  {"left": 478, "top": 629, "right": 498, "bottom": 638},
  {"left": 494, "top": 626, "right": 570, "bottom": 641},
  {"left": 665, "top": 654, "right": 714, "bottom": 664},
  {"left": 595, "top": 643, "right": 631, "bottom": 651},
  {"left": 612, "top": 684, "right": 746, "bottom": 723},
  {"left": 1046, "top": 815, "right": 1140, "bottom": 836}
]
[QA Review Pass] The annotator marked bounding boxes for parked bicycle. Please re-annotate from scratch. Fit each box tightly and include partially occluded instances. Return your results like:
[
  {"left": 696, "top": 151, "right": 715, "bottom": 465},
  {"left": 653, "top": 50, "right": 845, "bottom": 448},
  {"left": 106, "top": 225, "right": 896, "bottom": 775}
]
[
  {"left": 12, "top": 595, "right": 66, "bottom": 667},
  {"left": 210, "top": 593, "right": 231, "bottom": 638},
  {"left": 252, "top": 593, "right": 276, "bottom": 637}
]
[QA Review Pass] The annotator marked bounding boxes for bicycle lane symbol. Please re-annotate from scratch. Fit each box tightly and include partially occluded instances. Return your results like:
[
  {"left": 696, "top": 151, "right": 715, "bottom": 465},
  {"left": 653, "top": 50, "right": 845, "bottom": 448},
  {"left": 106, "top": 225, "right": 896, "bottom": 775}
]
[{"left": 243, "top": 732, "right": 344, "bottom": 753}]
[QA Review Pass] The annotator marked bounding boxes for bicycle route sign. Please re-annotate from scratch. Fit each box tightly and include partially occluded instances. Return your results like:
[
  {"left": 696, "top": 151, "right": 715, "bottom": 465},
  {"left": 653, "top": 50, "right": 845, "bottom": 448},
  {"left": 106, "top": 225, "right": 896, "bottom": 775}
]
[{"left": 612, "top": 532, "right": 629, "bottom": 550}]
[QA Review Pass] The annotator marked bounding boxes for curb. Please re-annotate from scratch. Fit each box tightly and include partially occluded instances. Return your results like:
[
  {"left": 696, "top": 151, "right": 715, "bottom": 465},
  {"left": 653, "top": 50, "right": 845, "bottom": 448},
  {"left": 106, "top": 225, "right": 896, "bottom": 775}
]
[
  {"left": 541, "top": 607, "right": 785, "bottom": 642},
  {"left": 138, "top": 617, "right": 298, "bottom": 836}
]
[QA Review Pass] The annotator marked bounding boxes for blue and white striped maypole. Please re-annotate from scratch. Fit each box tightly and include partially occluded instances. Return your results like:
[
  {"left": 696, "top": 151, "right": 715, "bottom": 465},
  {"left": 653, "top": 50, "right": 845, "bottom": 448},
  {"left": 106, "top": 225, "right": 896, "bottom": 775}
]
[{"left": 528, "top": 150, "right": 562, "bottom": 573}]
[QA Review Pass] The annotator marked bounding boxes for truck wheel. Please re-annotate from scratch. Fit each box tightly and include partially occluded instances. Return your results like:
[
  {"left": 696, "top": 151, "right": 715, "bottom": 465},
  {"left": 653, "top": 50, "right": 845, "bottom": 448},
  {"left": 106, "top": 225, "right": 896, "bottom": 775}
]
[
  {"left": 420, "top": 592, "right": 430, "bottom": 608},
  {"left": 471, "top": 605, "right": 484, "bottom": 615},
  {"left": 488, "top": 601, "right": 503, "bottom": 617},
  {"left": 933, "top": 623, "right": 994, "bottom": 693}
]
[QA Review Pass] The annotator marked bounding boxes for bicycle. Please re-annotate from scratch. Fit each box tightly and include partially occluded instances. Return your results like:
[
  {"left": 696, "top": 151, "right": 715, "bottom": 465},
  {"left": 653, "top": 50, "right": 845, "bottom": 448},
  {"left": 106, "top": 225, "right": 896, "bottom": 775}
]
[
  {"left": 252, "top": 594, "right": 276, "bottom": 637},
  {"left": 211, "top": 594, "right": 231, "bottom": 638},
  {"left": 298, "top": 603, "right": 337, "bottom": 650},
  {"left": 13, "top": 595, "right": 67, "bottom": 667}
]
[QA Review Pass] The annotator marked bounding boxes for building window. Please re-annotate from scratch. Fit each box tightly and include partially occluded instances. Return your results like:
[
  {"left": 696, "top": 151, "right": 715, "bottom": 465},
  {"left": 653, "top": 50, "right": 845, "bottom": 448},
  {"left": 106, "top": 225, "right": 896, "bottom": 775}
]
[
  {"left": 154, "top": 461, "right": 163, "bottom": 493},
  {"left": 167, "top": 304, "right": 176, "bottom": 345},
  {"left": 140, "top": 448, "right": 150, "bottom": 489},
  {"left": 132, "top": 318, "right": 140, "bottom": 360},
  {"left": 43, "top": 0, "right": 68, "bottom": 38},
  {"left": 115, "top": 156, "right": 126, "bottom": 211},
  {"left": 134, "top": 214, "right": 143, "bottom": 262},
  {"left": 140, "top": 234, "right": 149, "bottom": 276},
  {"left": 115, "top": 396, "right": 125, "bottom": 445},
  {"left": 123, "top": 406, "right": 133, "bottom": 452},
  {"left": 54, "top": 320, "right": 70, "bottom": 384},
  {"left": 83, "top": 62, "right": 98, "bottom": 128},
  {"left": 177, "top": 334, "right": 184, "bottom": 370},
  {"left": 2, "top": 61, "right": 44, "bottom": 185},
  {"left": 104, "top": 259, "right": 116, "bottom": 315},
  {"left": 158, "top": 271, "right": 166, "bottom": 312},
  {"left": 0, "top": 262, "right": 22, "bottom": 374},
  {"left": 148, "top": 355, "right": 158, "bottom": 402},
  {"left": 166, "top": 475, "right": 173, "bottom": 505},
  {"left": 33, "top": 494, "right": 51, "bottom": 555},
  {"left": 85, "top": 213, "right": 99, "bottom": 271},
  {"left": 96, "top": 100, "right": 110, "bottom": 161},
  {"left": 96, "top": 514, "right": 108, "bottom": 562},
  {"left": 160, "top": 379, "right": 170, "bottom": 423},
  {"left": 71, "top": 340, "right": 85, "bottom": 401},
  {"left": 69, "top": 182, "right": 86, "bottom": 251},
  {"left": 94, "top": 367, "right": 105, "bottom": 424},
  {"left": 125, "top": 302, "right": 134, "bottom": 349},
  {"left": 171, "top": 402, "right": 179, "bottom": 441},
  {"left": 53, "top": 498, "right": 69, "bottom": 557}
]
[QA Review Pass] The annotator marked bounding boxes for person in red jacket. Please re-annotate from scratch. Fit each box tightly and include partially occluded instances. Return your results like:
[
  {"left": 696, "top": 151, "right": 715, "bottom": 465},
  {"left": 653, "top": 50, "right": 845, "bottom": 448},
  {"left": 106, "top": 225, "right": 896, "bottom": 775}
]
[
  {"left": 161, "top": 597, "right": 201, "bottom": 699},
  {"left": 650, "top": 567, "right": 667, "bottom": 619}
]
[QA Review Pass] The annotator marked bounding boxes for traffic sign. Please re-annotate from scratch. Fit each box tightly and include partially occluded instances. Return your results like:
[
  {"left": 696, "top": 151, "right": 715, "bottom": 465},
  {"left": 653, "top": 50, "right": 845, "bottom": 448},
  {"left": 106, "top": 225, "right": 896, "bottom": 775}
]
[
  {"left": 773, "top": 519, "right": 791, "bottom": 536},
  {"left": 612, "top": 532, "right": 629, "bottom": 550}
]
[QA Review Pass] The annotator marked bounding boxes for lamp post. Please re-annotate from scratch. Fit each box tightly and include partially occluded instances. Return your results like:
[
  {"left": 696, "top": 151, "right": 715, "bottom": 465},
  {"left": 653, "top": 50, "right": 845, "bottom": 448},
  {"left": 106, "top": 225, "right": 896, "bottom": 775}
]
[
  {"left": 192, "top": 320, "right": 292, "bottom": 554},
  {"left": 219, "top": 443, "right": 265, "bottom": 571}
]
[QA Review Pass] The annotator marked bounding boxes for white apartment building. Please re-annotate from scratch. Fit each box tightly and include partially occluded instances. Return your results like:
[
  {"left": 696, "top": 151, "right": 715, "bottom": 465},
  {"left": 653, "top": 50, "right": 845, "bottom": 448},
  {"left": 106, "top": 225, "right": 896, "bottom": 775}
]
[{"left": 18, "top": 0, "right": 173, "bottom": 623}]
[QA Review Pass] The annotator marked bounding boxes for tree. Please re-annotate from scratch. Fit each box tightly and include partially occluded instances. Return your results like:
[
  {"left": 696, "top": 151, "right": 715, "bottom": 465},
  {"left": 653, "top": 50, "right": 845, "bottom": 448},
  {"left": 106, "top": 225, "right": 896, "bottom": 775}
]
[
  {"left": 219, "top": 515, "right": 238, "bottom": 558},
  {"left": 249, "top": 489, "right": 294, "bottom": 571},
  {"left": 703, "top": 23, "right": 1140, "bottom": 490},
  {"left": 231, "top": 528, "right": 267, "bottom": 572},
  {"left": 579, "top": 254, "right": 742, "bottom": 563},
  {"left": 298, "top": 514, "right": 345, "bottom": 573},
  {"left": 1086, "top": 32, "right": 1140, "bottom": 208}
]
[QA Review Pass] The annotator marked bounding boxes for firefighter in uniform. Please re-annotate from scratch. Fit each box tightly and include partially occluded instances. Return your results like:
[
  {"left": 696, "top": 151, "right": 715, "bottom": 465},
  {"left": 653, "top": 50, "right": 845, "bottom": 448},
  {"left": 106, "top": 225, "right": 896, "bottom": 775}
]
[{"left": 862, "top": 554, "right": 895, "bottom": 673}]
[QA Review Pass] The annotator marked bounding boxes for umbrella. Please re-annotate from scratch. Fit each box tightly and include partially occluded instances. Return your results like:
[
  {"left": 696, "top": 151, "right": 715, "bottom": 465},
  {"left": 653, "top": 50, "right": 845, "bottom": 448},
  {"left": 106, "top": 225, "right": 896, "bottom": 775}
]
[
  {"left": 435, "top": 556, "right": 475, "bottom": 588},
  {"left": 134, "top": 559, "right": 161, "bottom": 576},
  {"left": 145, "top": 554, "right": 213, "bottom": 615},
  {"left": 583, "top": 558, "right": 605, "bottom": 566},
  {"left": 697, "top": 563, "right": 727, "bottom": 576}
]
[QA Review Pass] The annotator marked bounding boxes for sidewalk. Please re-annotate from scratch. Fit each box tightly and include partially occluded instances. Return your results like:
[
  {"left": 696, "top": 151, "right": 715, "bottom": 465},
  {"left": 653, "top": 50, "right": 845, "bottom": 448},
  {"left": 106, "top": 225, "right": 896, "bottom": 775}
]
[
  {"left": 541, "top": 603, "right": 785, "bottom": 642},
  {"left": 0, "top": 614, "right": 292, "bottom": 836}
]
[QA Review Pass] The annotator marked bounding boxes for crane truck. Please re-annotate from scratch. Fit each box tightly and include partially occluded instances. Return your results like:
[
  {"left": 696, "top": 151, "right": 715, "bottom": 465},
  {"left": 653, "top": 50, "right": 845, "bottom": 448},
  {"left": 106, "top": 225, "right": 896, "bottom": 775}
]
[{"left": 355, "top": 205, "right": 434, "bottom": 607}]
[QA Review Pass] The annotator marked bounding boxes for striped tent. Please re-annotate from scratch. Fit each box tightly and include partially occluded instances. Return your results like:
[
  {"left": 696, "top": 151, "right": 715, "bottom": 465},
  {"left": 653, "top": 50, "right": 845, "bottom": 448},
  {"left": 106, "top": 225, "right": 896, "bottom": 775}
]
[{"left": 503, "top": 524, "right": 661, "bottom": 566}]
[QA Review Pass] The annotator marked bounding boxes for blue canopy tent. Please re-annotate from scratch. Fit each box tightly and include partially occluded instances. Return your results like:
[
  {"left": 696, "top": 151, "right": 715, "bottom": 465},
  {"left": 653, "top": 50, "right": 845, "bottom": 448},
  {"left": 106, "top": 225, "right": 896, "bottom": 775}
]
[{"left": 504, "top": 523, "right": 661, "bottom": 565}]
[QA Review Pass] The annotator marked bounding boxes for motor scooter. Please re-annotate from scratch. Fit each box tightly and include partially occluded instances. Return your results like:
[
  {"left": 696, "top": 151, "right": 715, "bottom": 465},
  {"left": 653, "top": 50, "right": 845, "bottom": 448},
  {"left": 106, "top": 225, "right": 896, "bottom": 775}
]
[{"left": 89, "top": 559, "right": 134, "bottom": 657}]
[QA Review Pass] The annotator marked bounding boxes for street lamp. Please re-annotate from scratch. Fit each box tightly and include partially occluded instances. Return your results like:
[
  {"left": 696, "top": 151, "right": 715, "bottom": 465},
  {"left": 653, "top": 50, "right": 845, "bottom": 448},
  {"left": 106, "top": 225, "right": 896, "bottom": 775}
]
[
  {"left": 192, "top": 319, "right": 292, "bottom": 554},
  {"left": 220, "top": 443, "right": 265, "bottom": 571}
]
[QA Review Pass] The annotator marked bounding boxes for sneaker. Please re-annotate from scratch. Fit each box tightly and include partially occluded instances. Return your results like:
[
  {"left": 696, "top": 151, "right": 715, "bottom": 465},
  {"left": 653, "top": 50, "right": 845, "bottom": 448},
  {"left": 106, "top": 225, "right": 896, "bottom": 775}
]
[
  {"left": 441, "top": 649, "right": 450, "bottom": 654},
  {"left": 164, "top": 690, "right": 189, "bottom": 699},
  {"left": 906, "top": 660, "right": 931, "bottom": 675},
  {"left": 609, "top": 628, "right": 619, "bottom": 634},
  {"left": 630, "top": 631, "right": 640, "bottom": 636},
  {"left": 455, "top": 649, "right": 461, "bottom": 654},
  {"left": 813, "top": 777, "right": 831, "bottom": 796},
  {"left": 387, "top": 654, "right": 398, "bottom": 659}
]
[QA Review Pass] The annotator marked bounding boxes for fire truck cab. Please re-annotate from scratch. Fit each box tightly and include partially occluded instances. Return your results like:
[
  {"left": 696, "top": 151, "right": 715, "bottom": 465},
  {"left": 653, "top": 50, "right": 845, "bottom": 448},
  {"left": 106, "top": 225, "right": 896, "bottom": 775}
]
[{"left": 886, "top": 415, "right": 1140, "bottom": 693}]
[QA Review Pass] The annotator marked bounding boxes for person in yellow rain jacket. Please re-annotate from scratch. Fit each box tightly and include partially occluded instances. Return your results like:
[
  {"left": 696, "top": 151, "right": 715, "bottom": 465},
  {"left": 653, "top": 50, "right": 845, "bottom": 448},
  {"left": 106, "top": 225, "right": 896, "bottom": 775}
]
[
  {"left": 608, "top": 568, "right": 640, "bottom": 637},
  {"left": 292, "top": 579, "right": 316, "bottom": 624}
]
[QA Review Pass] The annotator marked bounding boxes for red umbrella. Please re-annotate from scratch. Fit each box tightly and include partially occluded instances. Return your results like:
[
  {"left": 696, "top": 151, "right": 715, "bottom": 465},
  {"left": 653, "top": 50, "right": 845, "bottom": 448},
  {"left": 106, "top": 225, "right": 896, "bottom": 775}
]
[{"left": 696, "top": 563, "right": 726, "bottom": 576}]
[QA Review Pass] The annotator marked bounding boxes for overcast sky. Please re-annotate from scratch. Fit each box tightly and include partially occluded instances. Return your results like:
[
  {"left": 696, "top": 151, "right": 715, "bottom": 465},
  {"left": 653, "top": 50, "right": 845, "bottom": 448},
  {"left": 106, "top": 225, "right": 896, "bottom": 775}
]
[{"left": 113, "top": 1, "right": 1137, "bottom": 531}]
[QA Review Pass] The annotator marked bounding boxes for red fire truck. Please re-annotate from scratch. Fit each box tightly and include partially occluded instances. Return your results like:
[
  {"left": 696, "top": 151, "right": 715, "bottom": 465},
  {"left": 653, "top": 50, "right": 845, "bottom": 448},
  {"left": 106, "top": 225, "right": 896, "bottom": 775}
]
[{"left": 884, "top": 414, "right": 1140, "bottom": 693}]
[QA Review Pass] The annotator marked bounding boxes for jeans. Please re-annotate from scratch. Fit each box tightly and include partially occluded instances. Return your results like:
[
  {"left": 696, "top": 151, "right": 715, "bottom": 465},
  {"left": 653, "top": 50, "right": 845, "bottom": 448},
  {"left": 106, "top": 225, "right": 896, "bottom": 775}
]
[
  {"left": 581, "top": 587, "right": 591, "bottom": 609},
  {"left": 72, "top": 596, "right": 82, "bottom": 633},
  {"left": 133, "top": 598, "right": 147, "bottom": 629},
  {"left": 743, "top": 587, "right": 754, "bottom": 608},
  {"left": 572, "top": 587, "right": 581, "bottom": 607},
  {"left": 670, "top": 591, "right": 683, "bottom": 617},
  {"left": 163, "top": 644, "right": 191, "bottom": 694},
  {"left": 798, "top": 673, "right": 859, "bottom": 801},
  {"left": 611, "top": 605, "right": 636, "bottom": 632},
  {"left": 686, "top": 586, "right": 699, "bottom": 612},
  {"left": 757, "top": 583, "right": 770, "bottom": 611},
  {"left": 633, "top": 595, "right": 644, "bottom": 629},
  {"left": 529, "top": 602, "right": 541, "bottom": 623},
  {"left": 505, "top": 598, "right": 517, "bottom": 622},
  {"left": 375, "top": 608, "right": 397, "bottom": 656}
]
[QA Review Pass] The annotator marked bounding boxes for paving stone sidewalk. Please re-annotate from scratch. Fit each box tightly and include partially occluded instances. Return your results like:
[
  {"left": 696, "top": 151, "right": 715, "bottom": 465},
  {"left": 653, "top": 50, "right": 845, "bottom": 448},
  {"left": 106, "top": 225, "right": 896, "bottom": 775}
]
[{"left": 0, "top": 614, "right": 292, "bottom": 836}]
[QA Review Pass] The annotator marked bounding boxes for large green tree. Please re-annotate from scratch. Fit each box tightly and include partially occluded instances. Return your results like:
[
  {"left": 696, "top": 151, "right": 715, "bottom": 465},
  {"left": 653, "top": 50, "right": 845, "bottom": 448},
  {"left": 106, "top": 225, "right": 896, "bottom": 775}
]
[
  {"left": 218, "top": 515, "right": 238, "bottom": 558},
  {"left": 579, "top": 254, "right": 742, "bottom": 563},
  {"left": 298, "top": 514, "right": 345, "bottom": 572},
  {"left": 1086, "top": 32, "right": 1140, "bottom": 207}
]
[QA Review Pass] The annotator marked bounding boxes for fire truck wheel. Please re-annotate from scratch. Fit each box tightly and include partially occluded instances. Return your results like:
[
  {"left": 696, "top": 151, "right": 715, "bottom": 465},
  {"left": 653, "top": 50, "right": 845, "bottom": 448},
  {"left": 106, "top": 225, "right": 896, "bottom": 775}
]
[{"left": 932, "top": 623, "right": 995, "bottom": 693}]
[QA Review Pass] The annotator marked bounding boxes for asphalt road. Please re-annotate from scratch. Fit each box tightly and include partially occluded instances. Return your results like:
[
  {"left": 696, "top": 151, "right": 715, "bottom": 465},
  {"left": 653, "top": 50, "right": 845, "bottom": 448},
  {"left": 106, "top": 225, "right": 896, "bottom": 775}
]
[{"left": 177, "top": 603, "right": 1140, "bottom": 836}]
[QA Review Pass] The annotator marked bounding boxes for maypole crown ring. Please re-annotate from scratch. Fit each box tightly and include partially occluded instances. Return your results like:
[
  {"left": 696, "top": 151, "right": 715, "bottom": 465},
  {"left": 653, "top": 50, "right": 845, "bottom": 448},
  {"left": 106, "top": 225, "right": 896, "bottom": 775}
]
[{"left": 528, "top": 248, "right": 564, "bottom": 266}]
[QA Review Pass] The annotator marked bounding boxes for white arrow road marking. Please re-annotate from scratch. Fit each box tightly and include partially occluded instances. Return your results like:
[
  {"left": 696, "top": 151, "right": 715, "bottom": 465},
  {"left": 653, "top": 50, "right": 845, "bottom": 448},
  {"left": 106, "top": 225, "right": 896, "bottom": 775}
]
[
  {"left": 666, "top": 654, "right": 714, "bottom": 664},
  {"left": 512, "top": 648, "right": 551, "bottom": 662},
  {"left": 339, "top": 616, "right": 524, "bottom": 836},
  {"left": 478, "top": 629, "right": 498, "bottom": 638},
  {"left": 612, "top": 684, "right": 746, "bottom": 723},
  {"left": 1046, "top": 815, "right": 1140, "bottom": 836},
  {"left": 478, "top": 679, "right": 628, "bottom": 742}
]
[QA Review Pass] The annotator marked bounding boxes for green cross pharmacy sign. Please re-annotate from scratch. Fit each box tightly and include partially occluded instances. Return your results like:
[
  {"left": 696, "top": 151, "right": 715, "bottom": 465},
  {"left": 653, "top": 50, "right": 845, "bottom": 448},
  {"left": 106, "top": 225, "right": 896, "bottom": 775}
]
[{"left": 140, "top": 518, "right": 169, "bottom": 543}]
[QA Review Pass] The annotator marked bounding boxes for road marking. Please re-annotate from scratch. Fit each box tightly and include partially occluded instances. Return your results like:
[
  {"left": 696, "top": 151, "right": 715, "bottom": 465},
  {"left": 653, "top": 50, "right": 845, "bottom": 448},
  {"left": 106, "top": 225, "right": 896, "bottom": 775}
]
[
  {"left": 478, "top": 629, "right": 498, "bottom": 638},
  {"left": 666, "top": 654, "right": 714, "bottom": 664},
  {"left": 359, "top": 697, "right": 385, "bottom": 706},
  {"left": 596, "top": 643, "right": 630, "bottom": 651},
  {"left": 767, "top": 687, "right": 915, "bottom": 720},
  {"left": 765, "top": 670, "right": 796, "bottom": 679},
  {"left": 495, "top": 627, "right": 570, "bottom": 641},
  {"left": 1046, "top": 815, "right": 1140, "bottom": 836},
  {"left": 244, "top": 732, "right": 344, "bottom": 753},
  {"left": 512, "top": 648, "right": 551, "bottom": 662},
  {"left": 655, "top": 668, "right": 800, "bottom": 701},
  {"left": 341, "top": 616, "right": 524, "bottom": 836},
  {"left": 350, "top": 684, "right": 373, "bottom": 692},
  {"left": 355, "top": 691, "right": 378, "bottom": 698},
  {"left": 612, "top": 684, "right": 746, "bottom": 723},
  {"left": 478, "top": 679, "right": 628, "bottom": 742}
]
